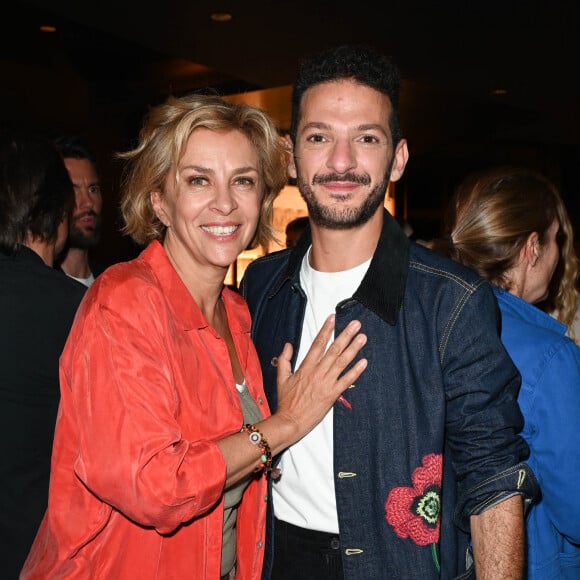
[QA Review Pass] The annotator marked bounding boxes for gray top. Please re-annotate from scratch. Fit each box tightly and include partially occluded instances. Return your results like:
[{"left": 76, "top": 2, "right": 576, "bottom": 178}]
[{"left": 221, "top": 381, "right": 263, "bottom": 577}]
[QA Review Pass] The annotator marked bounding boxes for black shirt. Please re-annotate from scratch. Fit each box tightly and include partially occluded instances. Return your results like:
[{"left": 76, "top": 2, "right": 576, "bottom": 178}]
[{"left": 0, "top": 245, "right": 86, "bottom": 578}]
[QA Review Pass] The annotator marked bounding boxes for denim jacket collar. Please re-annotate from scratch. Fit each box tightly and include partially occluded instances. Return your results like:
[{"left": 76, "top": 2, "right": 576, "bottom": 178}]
[{"left": 270, "top": 209, "right": 410, "bottom": 325}]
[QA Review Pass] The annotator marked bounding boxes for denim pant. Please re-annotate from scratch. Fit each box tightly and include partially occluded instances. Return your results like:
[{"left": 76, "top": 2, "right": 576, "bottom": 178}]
[{"left": 272, "top": 518, "right": 344, "bottom": 580}]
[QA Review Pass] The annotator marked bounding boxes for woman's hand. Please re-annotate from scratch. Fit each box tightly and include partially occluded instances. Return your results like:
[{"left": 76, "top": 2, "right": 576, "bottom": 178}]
[
  {"left": 273, "top": 314, "right": 367, "bottom": 445},
  {"left": 218, "top": 315, "right": 366, "bottom": 485}
]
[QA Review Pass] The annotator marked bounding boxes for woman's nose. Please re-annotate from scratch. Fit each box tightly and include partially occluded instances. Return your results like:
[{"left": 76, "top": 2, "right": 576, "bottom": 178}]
[{"left": 212, "top": 186, "right": 237, "bottom": 214}]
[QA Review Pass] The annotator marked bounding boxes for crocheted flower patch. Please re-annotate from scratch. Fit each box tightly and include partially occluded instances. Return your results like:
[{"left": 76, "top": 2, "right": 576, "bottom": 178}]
[{"left": 385, "top": 453, "right": 442, "bottom": 571}]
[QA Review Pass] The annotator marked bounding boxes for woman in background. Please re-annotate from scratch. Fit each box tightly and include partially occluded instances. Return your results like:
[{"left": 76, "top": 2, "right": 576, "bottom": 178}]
[
  {"left": 22, "top": 94, "right": 367, "bottom": 579},
  {"left": 432, "top": 166, "right": 580, "bottom": 579}
]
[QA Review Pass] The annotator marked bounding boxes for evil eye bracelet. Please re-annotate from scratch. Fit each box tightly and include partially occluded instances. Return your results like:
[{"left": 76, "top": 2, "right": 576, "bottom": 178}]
[{"left": 241, "top": 423, "right": 273, "bottom": 474}]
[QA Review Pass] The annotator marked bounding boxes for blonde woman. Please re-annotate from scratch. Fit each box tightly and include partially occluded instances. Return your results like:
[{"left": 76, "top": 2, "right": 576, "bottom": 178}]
[{"left": 22, "top": 94, "right": 367, "bottom": 580}]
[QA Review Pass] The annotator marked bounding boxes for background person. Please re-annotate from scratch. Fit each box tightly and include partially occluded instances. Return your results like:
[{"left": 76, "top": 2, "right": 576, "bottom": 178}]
[
  {"left": 22, "top": 94, "right": 367, "bottom": 580},
  {"left": 0, "top": 128, "right": 86, "bottom": 579},
  {"left": 537, "top": 236, "right": 580, "bottom": 345},
  {"left": 431, "top": 166, "right": 580, "bottom": 579},
  {"left": 240, "top": 44, "right": 538, "bottom": 579},
  {"left": 284, "top": 215, "right": 308, "bottom": 248},
  {"left": 53, "top": 133, "right": 104, "bottom": 286}
]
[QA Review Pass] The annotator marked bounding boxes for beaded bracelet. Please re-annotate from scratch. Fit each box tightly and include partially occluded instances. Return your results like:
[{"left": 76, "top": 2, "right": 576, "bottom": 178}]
[{"left": 241, "top": 423, "right": 273, "bottom": 474}]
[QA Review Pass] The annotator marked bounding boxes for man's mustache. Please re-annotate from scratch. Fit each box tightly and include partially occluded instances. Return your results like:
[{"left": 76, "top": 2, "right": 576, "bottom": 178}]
[
  {"left": 312, "top": 173, "right": 371, "bottom": 186},
  {"left": 73, "top": 210, "right": 98, "bottom": 221}
]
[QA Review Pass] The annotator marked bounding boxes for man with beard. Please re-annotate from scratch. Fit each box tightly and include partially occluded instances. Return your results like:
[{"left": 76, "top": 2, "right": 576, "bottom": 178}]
[
  {"left": 53, "top": 133, "right": 104, "bottom": 286},
  {"left": 240, "top": 44, "right": 538, "bottom": 579}
]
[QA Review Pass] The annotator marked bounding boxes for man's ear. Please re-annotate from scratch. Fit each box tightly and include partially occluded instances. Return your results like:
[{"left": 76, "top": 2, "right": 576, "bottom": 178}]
[
  {"left": 389, "top": 139, "right": 409, "bottom": 183},
  {"left": 284, "top": 134, "right": 297, "bottom": 180},
  {"left": 150, "top": 190, "right": 170, "bottom": 227}
]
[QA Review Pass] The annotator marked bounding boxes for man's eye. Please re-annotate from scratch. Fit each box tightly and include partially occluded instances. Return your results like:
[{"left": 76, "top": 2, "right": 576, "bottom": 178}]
[
  {"left": 306, "top": 134, "right": 325, "bottom": 143},
  {"left": 360, "top": 135, "right": 379, "bottom": 144}
]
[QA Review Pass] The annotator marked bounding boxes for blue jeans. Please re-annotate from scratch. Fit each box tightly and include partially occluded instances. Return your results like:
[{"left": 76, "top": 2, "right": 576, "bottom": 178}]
[{"left": 272, "top": 518, "right": 343, "bottom": 580}]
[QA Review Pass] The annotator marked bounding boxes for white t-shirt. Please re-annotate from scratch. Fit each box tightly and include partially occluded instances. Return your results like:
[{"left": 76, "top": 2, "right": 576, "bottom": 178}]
[
  {"left": 272, "top": 247, "right": 370, "bottom": 533},
  {"left": 67, "top": 272, "right": 95, "bottom": 287}
]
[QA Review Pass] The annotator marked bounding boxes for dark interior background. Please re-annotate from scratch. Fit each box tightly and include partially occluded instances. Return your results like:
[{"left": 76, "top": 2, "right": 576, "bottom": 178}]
[{"left": 3, "top": 0, "right": 580, "bottom": 265}]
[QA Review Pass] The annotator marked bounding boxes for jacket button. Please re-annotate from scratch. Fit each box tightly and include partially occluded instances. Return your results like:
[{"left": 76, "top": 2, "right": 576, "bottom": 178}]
[{"left": 337, "top": 471, "right": 357, "bottom": 478}]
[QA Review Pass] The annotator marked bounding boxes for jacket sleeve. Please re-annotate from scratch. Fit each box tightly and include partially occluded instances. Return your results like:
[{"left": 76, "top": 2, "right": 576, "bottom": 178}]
[
  {"left": 530, "top": 340, "right": 580, "bottom": 543},
  {"left": 440, "top": 282, "right": 539, "bottom": 531},
  {"left": 62, "top": 279, "right": 227, "bottom": 534}
]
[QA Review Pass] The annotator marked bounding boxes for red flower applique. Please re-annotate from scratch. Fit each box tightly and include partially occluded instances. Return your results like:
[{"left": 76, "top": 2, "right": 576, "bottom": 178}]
[{"left": 385, "top": 453, "right": 442, "bottom": 571}]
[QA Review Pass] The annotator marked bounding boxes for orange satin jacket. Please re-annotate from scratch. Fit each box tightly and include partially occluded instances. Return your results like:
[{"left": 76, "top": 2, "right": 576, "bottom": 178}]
[{"left": 22, "top": 241, "right": 270, "bottom": 579}]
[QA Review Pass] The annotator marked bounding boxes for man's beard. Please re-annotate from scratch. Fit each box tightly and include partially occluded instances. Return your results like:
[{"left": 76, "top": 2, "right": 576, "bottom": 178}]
[
  {"left": 68, "top": 214, "right": 101, "bottom": 249},
  {"left": 297, "top": 171, "right": 390, "bottom": 230}
]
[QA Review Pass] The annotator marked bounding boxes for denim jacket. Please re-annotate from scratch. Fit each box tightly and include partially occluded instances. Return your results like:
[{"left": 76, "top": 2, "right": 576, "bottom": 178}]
[{"left": 240, "top": 210, "right": 538, "bottom": 579}]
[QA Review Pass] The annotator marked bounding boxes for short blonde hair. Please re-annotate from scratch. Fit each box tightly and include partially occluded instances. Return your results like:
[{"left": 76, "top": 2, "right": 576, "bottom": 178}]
[{"left": 118, "top": 93, "right": 288, "bottom": 249}]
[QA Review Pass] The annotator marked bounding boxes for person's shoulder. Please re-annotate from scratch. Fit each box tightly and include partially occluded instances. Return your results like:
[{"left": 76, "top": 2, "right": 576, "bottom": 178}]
[
  {"left": 240, "top": 249, "right": 292, "bottom": 301},
  {"left": 243, "top": 249, "right": 290, "bottom": 280},
  {"left": 523, "top": 324, "right": 580, "bottom": 387},
  {"left": 58, "top": 271, "right": 88, "bottom": 297},
  {"left": 75, "top": 253, "right": 169, "bottom": 332},
  {"left": 85, "top": 250, "right": 161, "bottom": 307},
  {"left": 499, "top": 291, "right": 579, "bottom": 355},
  {"left": 94, "top": 252, "right": 153, "bottom": 289},
  {"left": 247, "top": 248, "right": 290, "bottom": 269},
  {"left": 19, "top": 266, "right": 87, "bottom": 318},
  {"left": 408, "top": 240, "right": 484, "bottom": 287},
  {"left": 40, "top": 261, "right": 86, "bottom": 296}
]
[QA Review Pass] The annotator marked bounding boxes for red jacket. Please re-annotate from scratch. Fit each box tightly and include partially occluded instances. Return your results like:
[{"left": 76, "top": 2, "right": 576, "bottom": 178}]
[{"left": 22, "top": 241, "right": 270, "bottom": 579}]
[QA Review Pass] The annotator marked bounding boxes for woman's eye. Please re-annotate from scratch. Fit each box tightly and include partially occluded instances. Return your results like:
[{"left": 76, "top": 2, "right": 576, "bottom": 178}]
[
  {"left": 188, "top": 176, "right": 206, "bottom": 186},
  {"left": 236, "top": 177, "right": 255, "bottom": 186}
]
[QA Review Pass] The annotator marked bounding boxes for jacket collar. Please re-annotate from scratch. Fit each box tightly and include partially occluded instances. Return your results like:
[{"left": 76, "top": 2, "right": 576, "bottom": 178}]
[
  {"left": 272, "top": 209, "right": 409, "bottom": 325},
  {"left": 140, "top": 240, "right": 250, "bottom": 333}
]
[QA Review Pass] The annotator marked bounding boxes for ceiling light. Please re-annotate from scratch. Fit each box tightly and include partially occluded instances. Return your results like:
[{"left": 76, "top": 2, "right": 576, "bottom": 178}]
[{"left": 210, "top": 12, "right": 233, "bottom": 22}]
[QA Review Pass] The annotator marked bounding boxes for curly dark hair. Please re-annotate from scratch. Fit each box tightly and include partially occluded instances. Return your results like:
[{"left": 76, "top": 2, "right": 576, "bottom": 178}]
[{"left": 290, "top": 44, "right": 402, "bottom": 147}]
